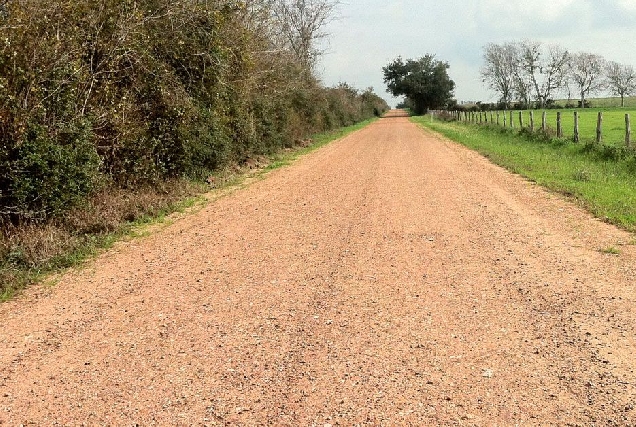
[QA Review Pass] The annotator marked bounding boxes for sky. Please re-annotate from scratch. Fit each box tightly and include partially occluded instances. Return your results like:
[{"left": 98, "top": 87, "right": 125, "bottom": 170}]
[{"left": 316, "top": 0, "right": 636, "bottom": 107}]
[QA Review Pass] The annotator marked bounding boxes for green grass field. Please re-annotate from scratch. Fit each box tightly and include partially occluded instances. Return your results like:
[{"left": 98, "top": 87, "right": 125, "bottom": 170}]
[
  {"left": 474, "top": 108, "right": 636, "bottom": 147},
  {"left": 413, "top": 116, "right": 636, "bottom": 232}
]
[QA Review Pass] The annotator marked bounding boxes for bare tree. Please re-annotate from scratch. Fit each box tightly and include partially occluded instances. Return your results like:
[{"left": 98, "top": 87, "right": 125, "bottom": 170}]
[
  {"left": 272, "top": 0, "right": 339, "bottom": 71},
  {"left": 568, "top": 52, "right": 606, "bottom": 108},
  {"left": 517, "top": 40, "right": 569, "bottom": 108},
  {"left": 606, "top": 61, "right": 636, "bottom": 107},
  {"left": 511, "top": 43, "right": 534, "bottom": 108},
  {"left": 481, "top": 42, "right": 518, "bottom": 108}
]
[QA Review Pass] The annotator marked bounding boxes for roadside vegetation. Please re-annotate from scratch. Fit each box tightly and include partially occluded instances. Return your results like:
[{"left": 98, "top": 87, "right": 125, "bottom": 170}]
[
  {"left": 0, "top": 0, "right": 389, "bottom": 297},
  {"left": 0, "top": 118, "right": 376, "bottom": 300},
  {"left": 413, "top": 116, "right": 636, "bottom": 232}
]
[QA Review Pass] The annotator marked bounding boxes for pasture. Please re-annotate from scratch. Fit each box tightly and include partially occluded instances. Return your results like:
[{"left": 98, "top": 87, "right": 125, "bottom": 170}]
[
  {"left": 538, "top": 109, "right": 633, "bottom": 146},
  {"left": 462, "top": 108, "right": 636, "bottom": 147}
]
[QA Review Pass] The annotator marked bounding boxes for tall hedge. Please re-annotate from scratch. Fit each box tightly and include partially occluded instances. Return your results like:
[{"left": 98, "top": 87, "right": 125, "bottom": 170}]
[{"left": 0, "top": 0, "right": 389, "bottom": 223}]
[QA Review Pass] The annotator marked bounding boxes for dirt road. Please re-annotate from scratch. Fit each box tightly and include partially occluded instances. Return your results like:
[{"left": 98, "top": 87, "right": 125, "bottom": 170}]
[{"left": 1, "top": 112, "right": 636, "bottom": 425}]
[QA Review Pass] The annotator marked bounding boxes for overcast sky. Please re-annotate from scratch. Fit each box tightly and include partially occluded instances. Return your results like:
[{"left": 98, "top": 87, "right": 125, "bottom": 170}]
[{"left": 316, "top": 0, "right": 636, "bottom": 106}]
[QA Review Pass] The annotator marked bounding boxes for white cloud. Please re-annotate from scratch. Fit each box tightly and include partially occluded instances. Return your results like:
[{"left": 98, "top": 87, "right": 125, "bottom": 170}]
[{"left": 617, "top": 0, "right": 636, "bottom": 12}]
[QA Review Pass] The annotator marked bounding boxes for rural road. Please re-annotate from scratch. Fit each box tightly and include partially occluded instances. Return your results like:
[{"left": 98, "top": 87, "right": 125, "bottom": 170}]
[{"left": 1, "top": 111, "right": 636, "bottom": 425}]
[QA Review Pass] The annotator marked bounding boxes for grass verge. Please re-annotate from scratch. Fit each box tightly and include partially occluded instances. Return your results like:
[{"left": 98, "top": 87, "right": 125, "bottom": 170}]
[
  {"left": 0, "top": 118, "right": 377, "bottom": 301},
  {"left": 412, "top": 117, "right": 636, "bottom": 232}
]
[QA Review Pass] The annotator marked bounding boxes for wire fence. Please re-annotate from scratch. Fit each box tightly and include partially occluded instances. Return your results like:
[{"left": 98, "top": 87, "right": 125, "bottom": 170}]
[{"left": 431, "top": 110, "right": 634, "bottom": 148}]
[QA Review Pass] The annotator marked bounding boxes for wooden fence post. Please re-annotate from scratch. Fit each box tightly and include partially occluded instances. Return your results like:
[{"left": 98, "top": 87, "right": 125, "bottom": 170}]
[
  {"left": 596, "top": 112, "right": 603, "bottom": 144},
  {"left": 574, "top": 111, "right": 579, "bottom": 143},
  {"left": 519, "top": 111, "right": 523, "bottom": 128},
  {"left": 510, "top": 110, "right": 514, "bottom": 129},
  {"left": 503, "top": 111, "right": 507, "bottom": 127},
  {"left": 497, "top": 111, "right": 500, "bottom": 126},
  {"left": 542, "top": 111, "right": 547, "bottom": 132},
  {"left": 529, "top": 111, "right": 534, "bottom": 132},
  {"left": 490, "top": 111, "right": 494, "bottom": 123},
  {"left": 626, "top": 114, "right": 631, "bottom": 147},
  {"left": 557, "top": 112, "right": 563, "bottom": 137}
]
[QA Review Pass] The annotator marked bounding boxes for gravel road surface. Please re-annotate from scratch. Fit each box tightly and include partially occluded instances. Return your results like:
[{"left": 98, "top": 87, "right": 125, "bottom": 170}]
[{"left": 1, "top": 111, "right": 635, "bottom": 425}]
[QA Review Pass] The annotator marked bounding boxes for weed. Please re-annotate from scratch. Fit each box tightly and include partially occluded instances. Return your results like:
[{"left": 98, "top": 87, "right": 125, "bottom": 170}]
[
  {"left": 599, "top": 246, "right": 621, "bottom": 255},
  {"left": 573, "top": 170, "right": 592, "bottom": 182}
]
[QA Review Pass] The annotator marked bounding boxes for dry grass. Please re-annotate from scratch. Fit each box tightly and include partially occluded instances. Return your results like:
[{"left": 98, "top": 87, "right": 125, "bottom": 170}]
[{"left": 0, "top": 179, "right": 206, "bottom": 299}]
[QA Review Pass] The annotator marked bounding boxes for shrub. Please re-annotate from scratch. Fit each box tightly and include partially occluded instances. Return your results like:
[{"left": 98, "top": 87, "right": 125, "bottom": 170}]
[
  {"left": 1, "top": 120, "right": 100, "bottom": 221},
  {"left": 0, "top": 0, "right": 388, "bottom": 224}
]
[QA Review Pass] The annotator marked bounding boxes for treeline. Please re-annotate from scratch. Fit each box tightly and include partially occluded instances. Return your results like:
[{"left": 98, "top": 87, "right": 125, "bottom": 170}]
[
  {"left": 481, "top": 40, "right": 636, "bottom": 109},
  {"left": 0, "top": 0, "right": 389, "bottom": 224}
]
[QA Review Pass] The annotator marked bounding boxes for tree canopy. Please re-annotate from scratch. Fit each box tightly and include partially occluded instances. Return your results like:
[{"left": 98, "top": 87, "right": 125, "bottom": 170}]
[
  {"left": 383, "top": 55, "right": 455, "bottom": 115},
  {"left": 481, "top": 39, "right": 636, "bottom": 108}
]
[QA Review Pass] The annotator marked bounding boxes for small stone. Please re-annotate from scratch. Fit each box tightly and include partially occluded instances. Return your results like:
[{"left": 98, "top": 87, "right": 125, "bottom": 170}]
[{"left": 482, "top": 369, "right": 494, "bottom": 378}]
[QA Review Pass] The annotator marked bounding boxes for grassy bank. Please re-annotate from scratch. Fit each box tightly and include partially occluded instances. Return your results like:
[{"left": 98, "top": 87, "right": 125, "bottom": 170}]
[
  {"left": 413, "top": 117, "right": 636, "bottom": 232},
  {"left": 0, "top": 119, "right": 376, "bottom": 301}
]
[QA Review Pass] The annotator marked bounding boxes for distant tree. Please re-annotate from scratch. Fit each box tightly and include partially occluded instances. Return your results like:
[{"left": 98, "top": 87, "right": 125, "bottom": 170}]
[
  {"left": 517, "top": 40, "right": 569, "bottom": 108},
  {"left": 481, "top": 42, "right": 518, "bottom": 109},
  {"left": 568, "top": 52, "right": 606, "bottom": 108},
  {"left": 606, "top": 61, "right": 636, "bottom": 107},
  {"left": 382, "top": 55, "right": 455, "bottom": 115}
]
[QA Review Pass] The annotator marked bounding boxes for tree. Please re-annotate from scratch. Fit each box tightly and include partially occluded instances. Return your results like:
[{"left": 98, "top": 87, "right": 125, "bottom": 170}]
[
  {"left": 272, "top": 0, "right": 339, "bottom": 71},
  {"left": 481, "top": 42, "right": 518, "bottom": 109},
  {"left": 568, "top": 52, "right": 606, "bottom": 108},
  {"left": 517, "top": 41, "right": 569, "bottom": 108},
  {"left": 382, "top": 55, "right": 455, "bottom": 115},
  {"left": 606, "top": 61, "right": 636, "bottom": 107}
]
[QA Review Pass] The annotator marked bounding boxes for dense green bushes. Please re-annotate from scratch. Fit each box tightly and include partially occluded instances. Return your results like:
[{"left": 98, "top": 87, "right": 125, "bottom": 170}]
[{"left": 0, "top": 0, "right": 388, "bottom": 224}]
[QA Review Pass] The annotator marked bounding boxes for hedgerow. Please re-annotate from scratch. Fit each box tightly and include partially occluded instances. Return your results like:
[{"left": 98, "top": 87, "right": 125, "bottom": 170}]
[{"left": 0, "top": 0, "right": 389, "bottom": 224}]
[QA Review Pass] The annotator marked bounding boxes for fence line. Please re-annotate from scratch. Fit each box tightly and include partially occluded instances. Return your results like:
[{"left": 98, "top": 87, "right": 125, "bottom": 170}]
[{"left": 430, "top": 109, "right": 635, "bottom": 148}]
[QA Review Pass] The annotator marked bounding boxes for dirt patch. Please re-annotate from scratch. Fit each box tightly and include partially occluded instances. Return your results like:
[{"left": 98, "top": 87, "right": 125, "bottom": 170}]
[{"left": 0, "top": 114, "right": 635, "bottom": 425}]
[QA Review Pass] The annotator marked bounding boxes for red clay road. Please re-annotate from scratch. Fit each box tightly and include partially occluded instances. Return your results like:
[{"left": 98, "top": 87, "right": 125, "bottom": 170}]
[{"left": 1, "top": 111, "right": 635, "bottom": 425}]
